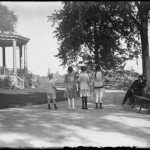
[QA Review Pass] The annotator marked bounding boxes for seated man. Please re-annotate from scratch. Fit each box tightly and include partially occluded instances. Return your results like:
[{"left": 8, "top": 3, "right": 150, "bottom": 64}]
[{"left": 122, "top": 75, "right": 147, "bottom": 105}]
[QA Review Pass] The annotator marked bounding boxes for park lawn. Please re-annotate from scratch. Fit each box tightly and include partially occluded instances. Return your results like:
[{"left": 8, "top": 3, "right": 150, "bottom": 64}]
[{"left": 0, "top": 87, "right": 66, "bottom": 109}]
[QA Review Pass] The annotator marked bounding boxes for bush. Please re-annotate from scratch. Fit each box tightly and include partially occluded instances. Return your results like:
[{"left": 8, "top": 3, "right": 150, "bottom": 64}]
[
  {"left": 0, "top": 78, "right": 6, "bottom": 89},
  {"left": 105, "top": 69, "right": 138, "bottom": 90},
  {"left": 0, "top": 76, "right": 12, "bottom": 89},
  {"left": 4, "top": 76, "right": 12, "bottom": 88}
]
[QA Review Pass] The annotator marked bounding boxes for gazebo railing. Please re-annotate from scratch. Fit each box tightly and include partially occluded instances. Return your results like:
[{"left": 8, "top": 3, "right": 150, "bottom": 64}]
[
  {"left": 0, "top": 67, "right": 14, "bottom": 76},
  {"left": 6, "top": 68, "right": 14, "bottom": 76},
  {"left": 0, "top": 66, "right": 6, "bottom": 75}
]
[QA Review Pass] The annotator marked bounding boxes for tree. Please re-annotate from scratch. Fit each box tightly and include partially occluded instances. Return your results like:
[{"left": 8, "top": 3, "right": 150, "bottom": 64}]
[
  {"left": 75, "top": 1, "right": 141, "bottom": 70},
  {"left": 116, "top": 1, "right": 150, "bottom": 86},
  {"left": 0, "top": 3, "right": 17, "bottom": 34},
  {"left": 48, "top": 1, "right": 140, "bottom": 71}
]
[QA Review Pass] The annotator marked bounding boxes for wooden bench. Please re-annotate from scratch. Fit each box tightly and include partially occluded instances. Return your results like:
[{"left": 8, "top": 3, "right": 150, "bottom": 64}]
[
  {"left": 105, "top": 81, "right": 116, "bottom": 89},
  {"left": 133, "top": 95, "right": 150, "bottom": 113},
  {"left": 55, "top": 83, "right": 66, "bottom": 90}
]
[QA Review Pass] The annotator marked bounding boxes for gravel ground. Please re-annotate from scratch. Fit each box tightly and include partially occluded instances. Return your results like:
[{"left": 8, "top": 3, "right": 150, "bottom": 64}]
[{"left": 0, "top": 90, "right": 150, "bottom": 148}]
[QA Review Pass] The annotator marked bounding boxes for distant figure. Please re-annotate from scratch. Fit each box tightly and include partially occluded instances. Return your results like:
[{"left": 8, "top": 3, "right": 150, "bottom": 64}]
[
  {"left": 78, "top": 66, "right": 90, "bottom": 109},
  {"left": 64, "top": 66, "right": 77, "bottom": 109},
  {"left": 122, "top": 75, "right": 147, "bottom": 106},
  {"left": 92, "top": 64, "right": 105, "bottom": 109},
  {"left": 46, "top": 73, "right": 58, "bottom": 109}
]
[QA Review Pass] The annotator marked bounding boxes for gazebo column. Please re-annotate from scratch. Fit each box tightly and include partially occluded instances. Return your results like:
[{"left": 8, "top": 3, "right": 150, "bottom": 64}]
[
  {"left": 2, "top": 46, "right": 6, "bottom": 67},
  {"left": 19, "top": 45, "right": 23, "bottom": 69},
  {"left": 24, "top": 44, "right": 27, "bottom": 69},
  {"left": 13, "top": 39, "right": 17, "bottom": 75}
]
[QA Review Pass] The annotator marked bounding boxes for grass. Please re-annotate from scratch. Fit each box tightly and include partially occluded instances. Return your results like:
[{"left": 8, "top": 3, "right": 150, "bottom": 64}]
[
  {"left": 0, "top": 87, "right": 66, "bottom": 109},
  {"left": 0, "top": 76, "right": 128, "bottom": 110}
]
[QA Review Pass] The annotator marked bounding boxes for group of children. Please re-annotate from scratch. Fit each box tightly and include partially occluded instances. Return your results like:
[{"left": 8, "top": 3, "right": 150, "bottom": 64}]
[{"left": 46, "top": 64, "right": 105, "bottom": 110}]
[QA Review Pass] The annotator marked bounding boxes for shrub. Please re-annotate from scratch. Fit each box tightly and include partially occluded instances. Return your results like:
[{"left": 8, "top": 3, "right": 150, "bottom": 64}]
[
  {"left": 0, "top": 78, "right": 6, "bottom": 89},
  {"left": 4, "top": 76, "right": 12, "bottom": 88},
  {"left": 0, "top": 76, "right": 12, "bottom": 89},
  {"left": 105, "top": 69, "right": 138, "bottom": 90}
]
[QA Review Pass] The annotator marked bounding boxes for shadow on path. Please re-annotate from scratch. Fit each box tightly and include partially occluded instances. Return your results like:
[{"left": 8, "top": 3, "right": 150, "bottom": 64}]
[
  {"left": 0, "top": 90, "right": 149, "bottom": 148},
  {"left": 0, "top": 88, "right": 65, "bottom": 109}
]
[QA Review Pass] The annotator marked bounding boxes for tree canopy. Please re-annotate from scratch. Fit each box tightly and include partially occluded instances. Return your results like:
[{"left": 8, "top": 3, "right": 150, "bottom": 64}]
[
  {"left": 48, "top": 1, "right": 147, "bottom": 72},
  {"left": 0, "top": 3, "right": 17, "bottom": 34}
]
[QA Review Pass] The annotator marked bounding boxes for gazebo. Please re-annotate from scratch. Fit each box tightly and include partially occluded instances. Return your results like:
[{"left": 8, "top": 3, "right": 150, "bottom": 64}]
[
  {"left": 0, "top": 34, "right": 30, "bottom": 74},
  {"left": 0, "top": 34, "right": 30, "bottom": 88}
]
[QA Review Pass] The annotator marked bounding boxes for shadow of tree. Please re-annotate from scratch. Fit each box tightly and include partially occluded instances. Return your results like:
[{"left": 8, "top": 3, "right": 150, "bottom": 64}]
[
  {"left": 0, "top": 88, "right": 66, "bottom": 109},
  {"left": 0, "top": 90, "right": 149, "bottom": 148}
]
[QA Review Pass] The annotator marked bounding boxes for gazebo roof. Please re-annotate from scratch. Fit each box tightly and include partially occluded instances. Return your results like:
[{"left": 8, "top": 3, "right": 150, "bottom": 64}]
[{"left": 0, "top": 34, "right": 30, "bottom": 47}]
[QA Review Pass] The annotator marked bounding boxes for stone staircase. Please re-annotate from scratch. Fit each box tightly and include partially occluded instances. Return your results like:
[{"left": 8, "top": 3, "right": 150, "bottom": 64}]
[{"left": 10, "top": 75, "right": 24, "bottom": 89}]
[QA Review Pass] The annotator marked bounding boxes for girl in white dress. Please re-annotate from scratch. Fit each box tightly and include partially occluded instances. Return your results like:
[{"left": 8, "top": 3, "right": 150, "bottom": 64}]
[
  {"left": 93, "top": 65, "right": 105, "bottom": 109},
  {"left": 78, "top": 66, "right": 90, "bottom": 109}
]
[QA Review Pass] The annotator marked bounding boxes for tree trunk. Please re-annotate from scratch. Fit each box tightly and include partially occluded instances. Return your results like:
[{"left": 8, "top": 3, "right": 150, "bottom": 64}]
[
  {"left": 140, "top": 10, "right": 150, "bottom": 87},
  {"left": 140, "top": 24, "right": 149, "bottom": 78},
  {"left": 94, "top": 20, "right": 99, "bottom": 64}
]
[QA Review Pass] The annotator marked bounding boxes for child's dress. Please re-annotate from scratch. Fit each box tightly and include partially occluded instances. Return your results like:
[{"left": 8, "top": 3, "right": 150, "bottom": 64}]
[
  {"left": 78, "top": 72, "right": 90, "bottom": 97},
  {"left": 64, "top": 72, "right": 77, "bottom": 99},
  {"left": 88, "top": 72, "right": 94, "bottom": 101},
  {"left": 93, "top": 71, "right": 105, "bottom": 98},
  {"left": 47, "top": 79, "right": 56, "bottom": 100}
]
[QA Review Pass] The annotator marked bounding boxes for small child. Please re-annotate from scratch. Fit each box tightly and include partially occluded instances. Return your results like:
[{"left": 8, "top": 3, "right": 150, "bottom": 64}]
[
  {"left": 46, "top": 73, "right": 58, "bottom": 109},
  {"left": 78, "top": 66, "right": 90, "bottom": 109}
]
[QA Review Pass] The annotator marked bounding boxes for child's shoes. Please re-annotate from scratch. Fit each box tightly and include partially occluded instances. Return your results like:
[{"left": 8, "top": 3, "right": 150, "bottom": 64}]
[
  {"left": 48, "top": 104, "right": 51, "bottom": 110},
  {"left": 54, "top": 104, "right": 58, "bottom": 109}
]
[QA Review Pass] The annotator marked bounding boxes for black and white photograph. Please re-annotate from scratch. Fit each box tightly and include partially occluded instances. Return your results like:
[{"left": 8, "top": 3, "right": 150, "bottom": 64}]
[{"left": 0, "top": 1, "right": 150, "bottom": 148}]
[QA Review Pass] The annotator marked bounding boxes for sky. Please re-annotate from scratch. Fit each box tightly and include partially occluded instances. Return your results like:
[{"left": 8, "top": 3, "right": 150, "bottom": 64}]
[
  {"left": 0, "top": 1, "right": 143, "bottom": 76},
  {"left": 0, "top": 1, "right": 67, "bottom": 76}
]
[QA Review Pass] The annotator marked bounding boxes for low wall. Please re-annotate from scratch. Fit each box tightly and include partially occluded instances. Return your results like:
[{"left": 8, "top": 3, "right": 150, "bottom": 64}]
[
  {"left": 0, "top": 88, "right": 125, "bottom": 109},
  {"left": 88, "top": 90, "right": 125, "bottom": 105},
  {"left": 0, "top": 88, "right": 66, "bottom": 109}
]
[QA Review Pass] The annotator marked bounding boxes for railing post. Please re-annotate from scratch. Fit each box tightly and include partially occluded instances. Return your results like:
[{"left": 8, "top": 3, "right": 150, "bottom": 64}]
[
  {"left": 4, "top": 66, "right": 5, "bottom": 75},
  {"left": 2, "top": 47, "right": 6, "bottom": 67},
  {"left": 23, "top": 79, "right": 24, "bottom": 89}
]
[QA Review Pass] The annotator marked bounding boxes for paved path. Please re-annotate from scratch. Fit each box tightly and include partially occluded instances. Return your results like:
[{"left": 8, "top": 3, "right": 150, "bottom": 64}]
[{"left": 0, "top": 90, "right": 150, "bottom": 148}]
